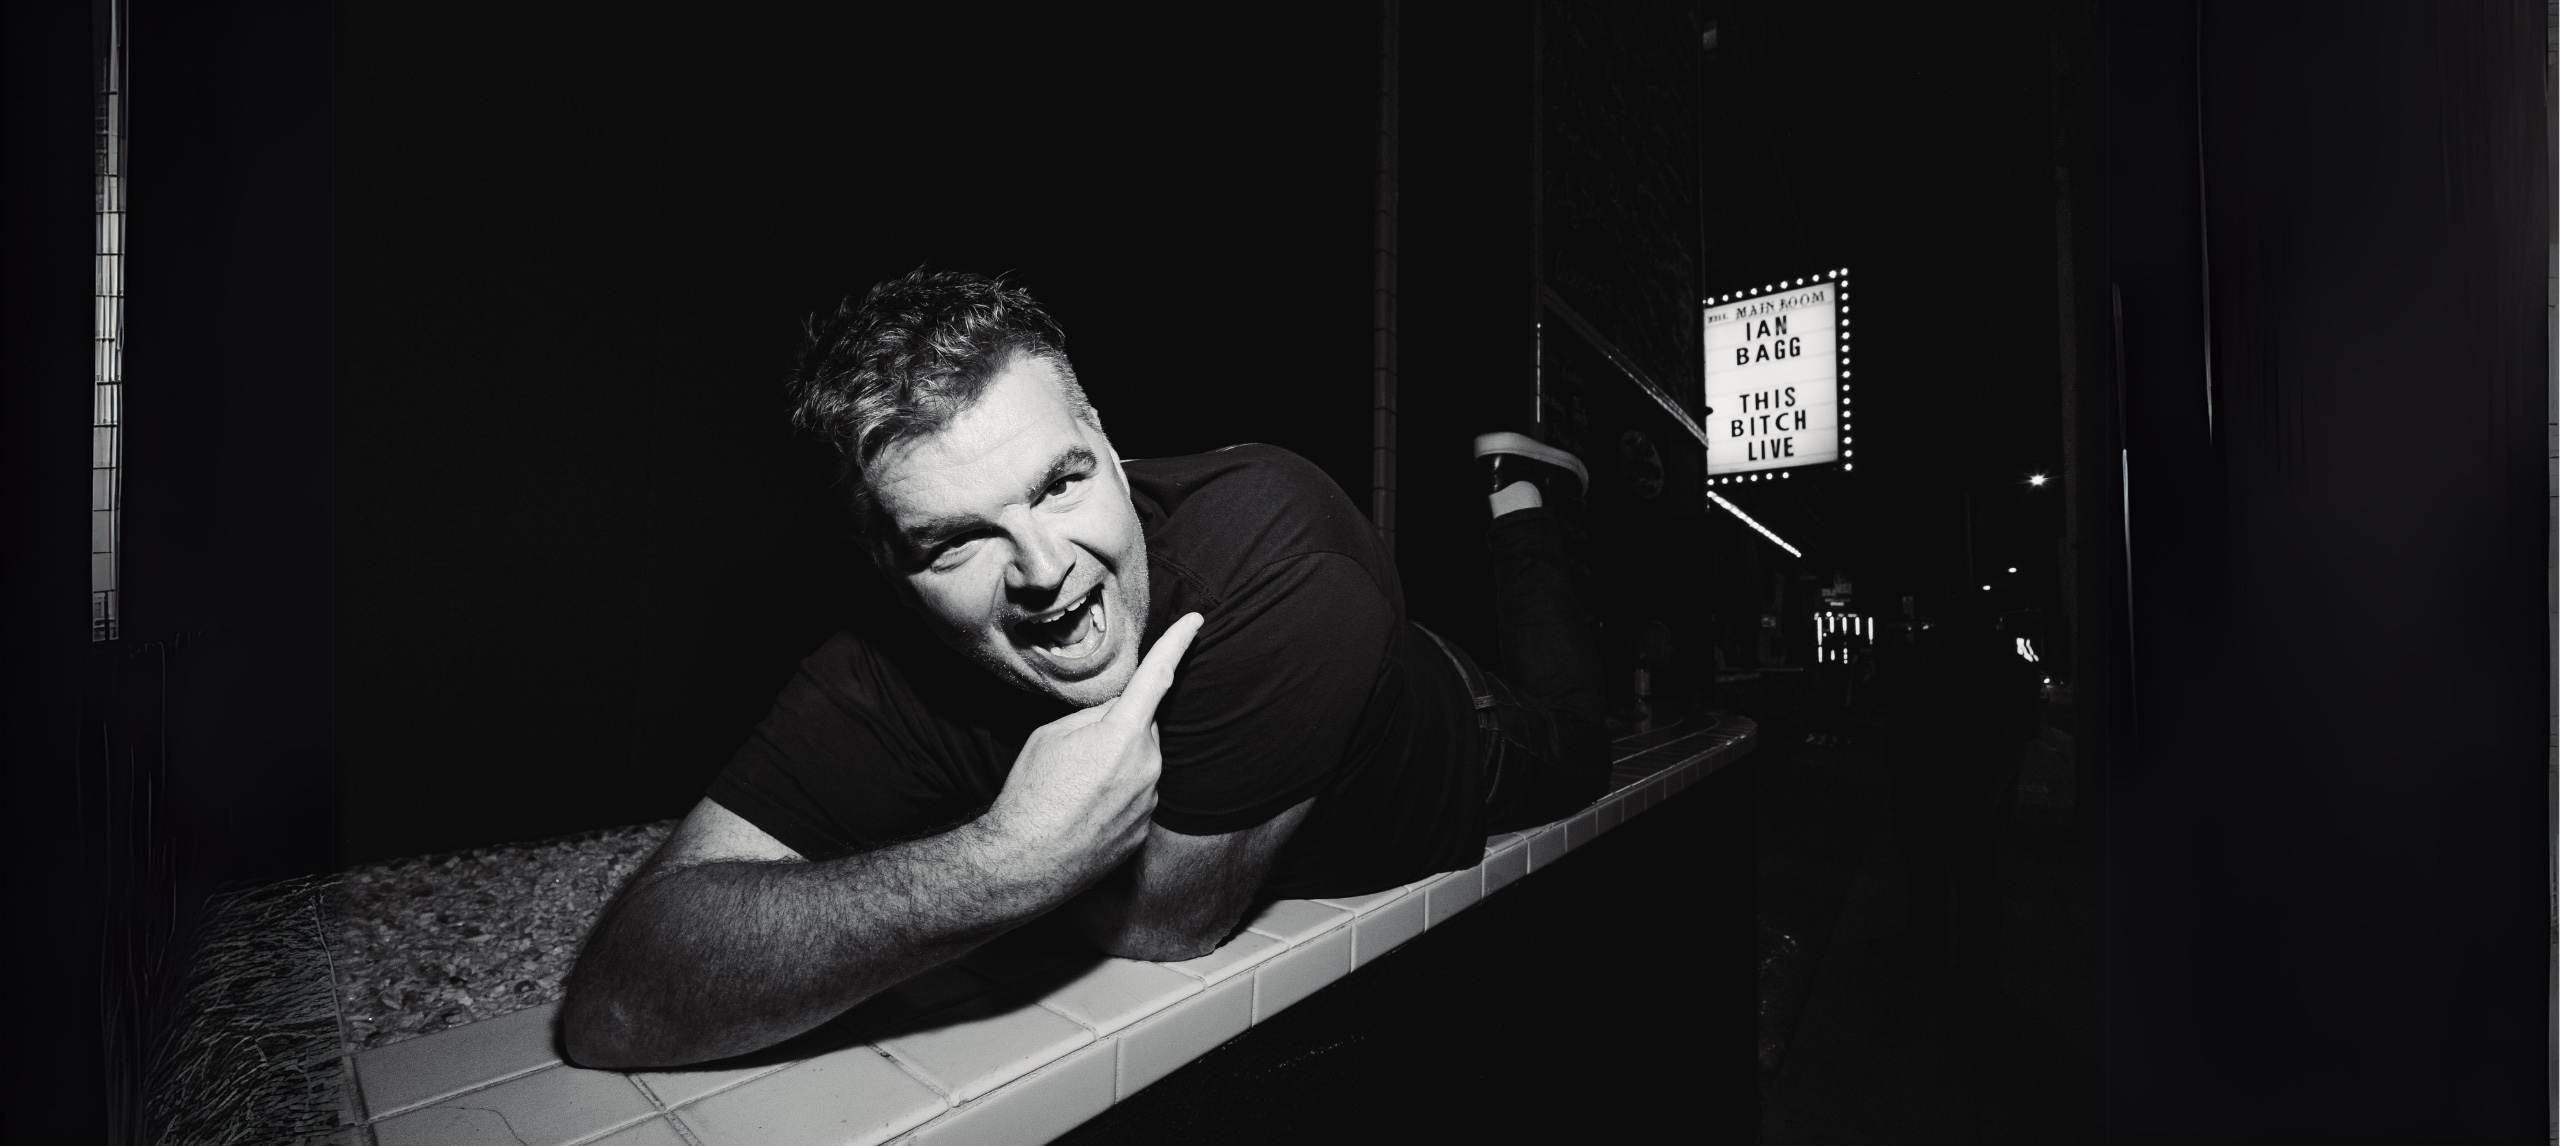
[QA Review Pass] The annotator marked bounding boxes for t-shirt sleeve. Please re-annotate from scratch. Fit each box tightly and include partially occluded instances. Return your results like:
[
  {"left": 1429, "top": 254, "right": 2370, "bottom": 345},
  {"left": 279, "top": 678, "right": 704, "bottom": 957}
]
[
  {"left": 1148, "top": 552, "right": 1395, "bottom": 836},
  {"left": 705, "top": 635, "right": 971, "bottom": 862}
]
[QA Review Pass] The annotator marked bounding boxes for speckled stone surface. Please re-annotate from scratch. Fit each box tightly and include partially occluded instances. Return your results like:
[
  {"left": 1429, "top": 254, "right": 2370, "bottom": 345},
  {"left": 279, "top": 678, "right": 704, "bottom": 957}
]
[{"left": 329, "top": 821, "right": 676, "bottom": 1053}]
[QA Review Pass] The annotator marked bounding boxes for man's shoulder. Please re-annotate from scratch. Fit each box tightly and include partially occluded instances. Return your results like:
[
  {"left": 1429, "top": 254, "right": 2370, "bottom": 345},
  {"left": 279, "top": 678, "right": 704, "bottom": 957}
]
[
  {"left": 1126, "top": 444, "right": 1370, "bottom": 553},
  {"left": 1124, "top": 443, "right": 1337, "bottom": 504},
  {"left": 1128, "top": 443, "right": 1401, "bottom": 627}
]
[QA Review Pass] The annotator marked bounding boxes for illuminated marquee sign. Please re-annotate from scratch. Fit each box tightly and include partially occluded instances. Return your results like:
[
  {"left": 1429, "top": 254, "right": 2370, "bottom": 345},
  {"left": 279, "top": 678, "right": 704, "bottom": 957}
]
[{"left": 1700, "top": 268, "right": 1852, "bottom": 484}]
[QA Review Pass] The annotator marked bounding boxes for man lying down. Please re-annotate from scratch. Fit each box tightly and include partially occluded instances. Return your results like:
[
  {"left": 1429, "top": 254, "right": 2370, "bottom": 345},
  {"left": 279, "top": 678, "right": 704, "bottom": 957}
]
[{"left": 563, "top": 270, "right": 1613, "bottom": 1068}]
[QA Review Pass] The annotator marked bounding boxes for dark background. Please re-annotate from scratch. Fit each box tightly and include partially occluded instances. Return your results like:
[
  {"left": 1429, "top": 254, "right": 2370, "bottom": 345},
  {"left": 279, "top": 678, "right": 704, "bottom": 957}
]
[
  {"left": 2103, "top": 2, "right": 2551, "bottom": 1139},
  {"left": 6, "top": 0, "right": 2550, "bottom": 1142},
  {"left": 332, "top": 4, "right": 1384, "bottom": 862}
]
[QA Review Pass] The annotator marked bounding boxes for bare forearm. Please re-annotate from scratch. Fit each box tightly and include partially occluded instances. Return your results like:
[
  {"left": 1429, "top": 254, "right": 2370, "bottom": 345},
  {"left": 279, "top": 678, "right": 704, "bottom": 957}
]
[
  {"left": 562, "top": 823, "right": 1067, "bottom": 1068},
  {"left": 560, "top": 614, "right": 1207, "bottom": 1069}
]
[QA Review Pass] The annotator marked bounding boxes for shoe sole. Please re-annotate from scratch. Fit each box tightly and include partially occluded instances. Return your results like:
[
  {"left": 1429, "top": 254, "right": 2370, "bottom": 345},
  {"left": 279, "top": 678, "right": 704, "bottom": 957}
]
[{"left": 1471, "top": 432, "right": 1591, "bottom": 492}]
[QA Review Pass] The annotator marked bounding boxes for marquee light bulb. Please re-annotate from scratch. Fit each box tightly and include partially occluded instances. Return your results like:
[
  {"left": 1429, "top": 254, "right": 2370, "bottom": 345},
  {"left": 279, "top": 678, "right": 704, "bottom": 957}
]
[{"left": 2028, "top": 473, "right": 2048, "bottom": 486}]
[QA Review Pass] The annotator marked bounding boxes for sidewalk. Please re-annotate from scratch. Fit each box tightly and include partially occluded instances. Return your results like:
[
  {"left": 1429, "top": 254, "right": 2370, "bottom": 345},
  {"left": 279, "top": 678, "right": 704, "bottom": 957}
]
[{"left": 1757, "top": 718, "right": 2100, "bottom": 1144}]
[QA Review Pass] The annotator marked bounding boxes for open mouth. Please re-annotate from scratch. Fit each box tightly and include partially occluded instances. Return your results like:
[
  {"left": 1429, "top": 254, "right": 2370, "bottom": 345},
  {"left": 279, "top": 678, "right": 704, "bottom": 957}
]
[{"left": 1013, "top": 584, "right": 1109, "bottom": 663}]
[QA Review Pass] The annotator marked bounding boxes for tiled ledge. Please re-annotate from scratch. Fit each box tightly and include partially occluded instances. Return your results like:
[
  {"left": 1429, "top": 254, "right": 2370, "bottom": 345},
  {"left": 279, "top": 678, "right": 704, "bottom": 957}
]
[{"left": 348, "top": 716, "right": 1757, "bottom": 1146}]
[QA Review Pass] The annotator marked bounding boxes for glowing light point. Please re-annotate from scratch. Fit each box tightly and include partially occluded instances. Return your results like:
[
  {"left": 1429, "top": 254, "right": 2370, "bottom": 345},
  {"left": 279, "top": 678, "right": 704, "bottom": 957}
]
[{"left": 2028, "top": 473, "right": 2048, "bottom": 486}]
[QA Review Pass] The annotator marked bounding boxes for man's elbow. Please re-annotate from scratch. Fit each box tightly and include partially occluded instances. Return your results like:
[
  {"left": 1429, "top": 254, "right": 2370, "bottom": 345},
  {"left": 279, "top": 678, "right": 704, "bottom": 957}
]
[
  {"left": 1100, "top": 938, "right": 1216, "bottom": 962},
  {"left": 559, "top": 987, "right": 655, "bottom": 1070},
  {"left": 559, "top": 980, "right": 729, "bottom": 1071},
  {"left": 1101, "top": 922, "right": 1229, "bottom": 963}
]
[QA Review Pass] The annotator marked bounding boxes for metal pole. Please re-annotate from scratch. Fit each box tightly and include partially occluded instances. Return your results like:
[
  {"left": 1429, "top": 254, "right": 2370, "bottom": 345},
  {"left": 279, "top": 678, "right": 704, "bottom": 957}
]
[
  {"left": 1529, "top": 0, "right": 1545, "bottom": 429},
  {"left": 1370, "top": 0, "right": 1401, "bottom": 554}
]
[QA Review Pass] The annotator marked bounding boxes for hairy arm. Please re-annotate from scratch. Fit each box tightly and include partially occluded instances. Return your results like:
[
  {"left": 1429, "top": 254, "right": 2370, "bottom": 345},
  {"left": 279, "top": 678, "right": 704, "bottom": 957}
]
[
  {"left": 561, "top": 799, "right": 1073, "bottom": 1069},
  {"left": 1064, "top": 798, "right": 1315, "bottom": 961},
  {"left": 562, "top": 614, "right": 1205, "bottom": 1069}
]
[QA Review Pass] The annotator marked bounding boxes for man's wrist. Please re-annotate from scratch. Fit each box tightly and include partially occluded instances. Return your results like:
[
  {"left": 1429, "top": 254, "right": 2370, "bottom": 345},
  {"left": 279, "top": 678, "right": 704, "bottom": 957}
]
[{"left": 950, "top": 811, "right": 1076, "bottom": 918}]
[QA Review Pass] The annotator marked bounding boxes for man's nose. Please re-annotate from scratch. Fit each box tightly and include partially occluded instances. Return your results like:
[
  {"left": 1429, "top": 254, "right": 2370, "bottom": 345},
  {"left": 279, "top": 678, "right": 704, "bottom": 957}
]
[{"left": 1005, "top": 517, "right": 1074, "bottom": 601}]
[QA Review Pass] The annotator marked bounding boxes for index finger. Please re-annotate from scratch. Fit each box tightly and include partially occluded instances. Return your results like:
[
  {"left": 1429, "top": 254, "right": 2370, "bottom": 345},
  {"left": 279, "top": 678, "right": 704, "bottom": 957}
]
[{"left": 1105, "top": 612, "right": 1204, "bottom": 731}]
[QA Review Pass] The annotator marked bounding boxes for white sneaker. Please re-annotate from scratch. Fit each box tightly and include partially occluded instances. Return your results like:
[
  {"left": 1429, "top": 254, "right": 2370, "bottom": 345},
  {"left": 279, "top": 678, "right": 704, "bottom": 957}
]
[{"left": 1472, "top": 432, "right": 1590, "bottom": 497}]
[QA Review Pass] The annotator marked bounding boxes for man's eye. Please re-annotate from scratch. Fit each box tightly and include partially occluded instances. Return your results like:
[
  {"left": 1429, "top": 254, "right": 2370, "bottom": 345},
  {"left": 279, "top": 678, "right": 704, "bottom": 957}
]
[
  {"left": 930, "top": 534, "right": 989, "bottom": 568},
  {"left": 1043, "top": 474, "right": 1088, "bottom": 502}
]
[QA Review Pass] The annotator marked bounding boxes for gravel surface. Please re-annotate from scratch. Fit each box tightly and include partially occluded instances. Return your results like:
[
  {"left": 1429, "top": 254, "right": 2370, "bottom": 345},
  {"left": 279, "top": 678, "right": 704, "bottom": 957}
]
[{"left": 329, "top": 821, "right": 676, "bottom": 1053}]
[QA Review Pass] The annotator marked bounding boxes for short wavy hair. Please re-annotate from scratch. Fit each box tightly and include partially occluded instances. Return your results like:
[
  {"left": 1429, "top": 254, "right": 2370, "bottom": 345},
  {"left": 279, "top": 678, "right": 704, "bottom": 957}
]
[{"left": 790, "top": 270, "right": 1099, "bottom": 545}]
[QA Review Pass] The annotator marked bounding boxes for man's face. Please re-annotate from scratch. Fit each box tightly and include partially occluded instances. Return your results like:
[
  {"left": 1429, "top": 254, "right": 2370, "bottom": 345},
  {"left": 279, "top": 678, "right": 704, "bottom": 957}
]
[{"left": 867, "top": 355, "right": 1151, "bottom": 708}]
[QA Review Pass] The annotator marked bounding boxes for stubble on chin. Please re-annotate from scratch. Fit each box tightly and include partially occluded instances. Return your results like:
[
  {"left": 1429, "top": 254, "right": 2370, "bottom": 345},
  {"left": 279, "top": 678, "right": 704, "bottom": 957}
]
[{"left": 959, "top": 542, "right": 1154, "bottom": 710}]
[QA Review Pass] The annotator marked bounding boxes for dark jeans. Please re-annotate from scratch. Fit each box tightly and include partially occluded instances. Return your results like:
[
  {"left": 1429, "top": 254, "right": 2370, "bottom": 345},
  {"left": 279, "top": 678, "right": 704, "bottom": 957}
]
[{"left": 1425, "top": 506, "right": 1614, "bottom": 834}]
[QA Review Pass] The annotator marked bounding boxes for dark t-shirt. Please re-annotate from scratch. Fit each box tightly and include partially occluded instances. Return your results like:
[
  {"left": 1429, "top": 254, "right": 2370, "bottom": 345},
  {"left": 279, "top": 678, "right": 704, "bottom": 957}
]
[{"left": 706, "top": 444, "right": 1485, "bottom": 899}]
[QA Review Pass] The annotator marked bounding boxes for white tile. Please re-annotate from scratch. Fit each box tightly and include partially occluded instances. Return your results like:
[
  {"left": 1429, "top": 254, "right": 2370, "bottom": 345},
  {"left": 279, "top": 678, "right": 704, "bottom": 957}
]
[
  {"left": 370, "top": 1064, "right": 656, "bottom": 1146},
  {"left": 876, "top": 998, "right": 1095, "bottom": 1104},
  {"left": 1033, "top": 958, "right": 1201, "bottom": 1036},
  {"left": 908, "top": 1039, "right": 1115, "bottom": 1146},
  {"left": 1312, "top": 887, "right": 1406, "bottom": 915},
  {"left": 584, "top": 1117, "right": 693, "bottom": 1146},
  {"left": 1643, "top": 777, "right": 1669, "bottom": 810},
  {"left": 1563, "top": 809, "right": 1598, "bottom": 852},
  {"left": 1482, "top": 831, "right": 1528, "bottom": 855},
  {"left": 633, "top": 1059, "right": 792, "bottom": 1110},
  {"left": 1116, "top": 973, "right": 1253, "bottom": 1098},
  {"left": 1350, "top": 887, "right": 1425, "bottom": 968},
  {"left": 677, "top": 1043, "right": 947, "bottom": 1146},
  {"left": 1423, "top": 866, "right": 1483, "bottom": 928},
  {"left": 1595, "top": 793, "right": 1626, "bottom": 833},
  {"left": 1525, "top": 824, "right": 1566, "bottom": 872},
  {"left": 1482, "top": 835, "right": 1531, "bottom": 894},
  {"left": 1156, "top": 929, "right": 1283, "bottom": 986},
  {"left": 1239, "top": 899, "right": 1352, "bottom": 947},
  {"left": 355, "top": 1002, "right": 564, "bottom": 1118},
  {"left": 1252, "top": 925, "right": 1351, "bottom": 1022},
  {"left": 1625, "top": 778, "right": 1655, "bottom": 813}
]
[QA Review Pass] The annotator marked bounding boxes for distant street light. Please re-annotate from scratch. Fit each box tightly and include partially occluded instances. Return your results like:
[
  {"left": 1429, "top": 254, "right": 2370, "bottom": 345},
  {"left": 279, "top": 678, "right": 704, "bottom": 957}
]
[{"left": 2028, "top": 473, "right": 2049, "bottom": 487}]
